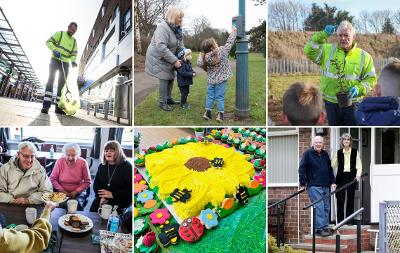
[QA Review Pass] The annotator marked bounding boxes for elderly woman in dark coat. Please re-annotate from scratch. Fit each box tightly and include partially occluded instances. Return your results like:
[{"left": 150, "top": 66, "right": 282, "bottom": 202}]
[{"left": 145, "top": 5, "right": 184, "bottom": 111}]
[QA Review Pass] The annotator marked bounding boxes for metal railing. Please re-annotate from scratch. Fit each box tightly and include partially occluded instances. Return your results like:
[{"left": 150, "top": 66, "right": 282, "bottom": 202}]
[
  {"left": 268, "top": 188, "right": 305, "bottom": 246},
  {"left": 303, "top": 172, "right": 368, "bottom": 253},
  {"left": 332, "top": 208, "right": 364, "bottom": 253},
  {"left": 379, "top": 201, "right": 400, "bottom": 253}
]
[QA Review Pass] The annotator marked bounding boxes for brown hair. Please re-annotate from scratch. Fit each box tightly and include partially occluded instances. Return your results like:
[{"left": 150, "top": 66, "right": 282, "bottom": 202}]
[
  {"left": 379, "top": 58, "right": 400, "bottom": 96},
  {"left": 101, "top": 140, "right": 126, "bottom": 165},
  {"left": 283, "top": 82, "right": 323, "bottom": 125},
  {"left": 200, "top": 38, "right": 220, "bottom": 72}
]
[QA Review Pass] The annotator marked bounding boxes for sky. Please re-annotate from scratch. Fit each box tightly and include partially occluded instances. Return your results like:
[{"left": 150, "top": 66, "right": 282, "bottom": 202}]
[
  {"left": 0, "top": 0, "right": 103, "bottom": 85},
  {"left": 299, "top": 0, "right": 400, "bottom": 16},
  {"left": 182, "top": 0, "right": 266, "bottom": 33}
]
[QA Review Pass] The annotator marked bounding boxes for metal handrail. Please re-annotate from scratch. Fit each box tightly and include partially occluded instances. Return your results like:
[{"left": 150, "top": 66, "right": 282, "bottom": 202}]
[
  {"left": 268, "top": 188, "right": 305, "bottom": 209},
  {"left": 333, "top": 208, "right": 365, "bottom": 253},
  {"left": 303, "top": 172, "right": 368, "bottom": 210},
  {"left": 332, "top": 207, "right": 364, "bottom": 231}
]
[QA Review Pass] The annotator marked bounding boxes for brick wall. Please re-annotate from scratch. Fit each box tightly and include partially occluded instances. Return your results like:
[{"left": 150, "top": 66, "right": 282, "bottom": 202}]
[
  {"left": 299, "top": 128, "right": 331, "bottom": 160},
  {"left": 268, "top": 186, "right": 311, "bottom": 243}
]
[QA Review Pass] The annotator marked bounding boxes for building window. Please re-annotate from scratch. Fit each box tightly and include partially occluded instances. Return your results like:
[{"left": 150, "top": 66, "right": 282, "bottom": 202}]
[
  {"left": 123, "top": 8, "right": 132, "bottom": 33},
  {"left": 101, "top": 6, "right": 106, "bottom": 17},
  {"left": 92, "top": 29, "right": 95, "bottom": 37},
  {"left": 376, "top": 128, "right": 400, "bottom": 164}
]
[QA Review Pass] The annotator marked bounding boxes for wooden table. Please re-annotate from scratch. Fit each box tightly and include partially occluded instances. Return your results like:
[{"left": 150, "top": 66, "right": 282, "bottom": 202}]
[{"left": 0, "top": 203, "right": 107, "bottom": 253}]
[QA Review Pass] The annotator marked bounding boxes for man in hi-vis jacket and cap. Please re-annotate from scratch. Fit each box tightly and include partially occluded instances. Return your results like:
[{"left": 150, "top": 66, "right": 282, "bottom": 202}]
[{"left": 41, "top": 22, "right": 78, "bottom": 115}]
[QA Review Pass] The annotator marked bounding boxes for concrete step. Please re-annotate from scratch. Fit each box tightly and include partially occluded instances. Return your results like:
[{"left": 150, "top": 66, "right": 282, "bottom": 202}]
[
  {"left": 304, "top": 233, "right": 357, "bottom": 244},
  {"left": 289, "top": 243, "right": 347, "bottom": 252}
]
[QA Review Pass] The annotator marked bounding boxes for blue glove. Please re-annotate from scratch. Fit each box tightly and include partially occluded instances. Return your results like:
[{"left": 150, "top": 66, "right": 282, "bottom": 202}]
[
  {"left": 71, "top": 62, "right": 77, "bottom": 68},
  {"left": 53, "top": 50, "right": 61, "bottom": 59},
  {"left": 324, "top": 25, "right": 336, "bottom": 36},
  {"left": 349, "top": 87, "right": 359, "bottom": 98}
]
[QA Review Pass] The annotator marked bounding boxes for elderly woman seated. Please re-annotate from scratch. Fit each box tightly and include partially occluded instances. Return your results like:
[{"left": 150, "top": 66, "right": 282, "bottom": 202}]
[
  {"left": 50, "top": 143, "right": 91, "bottom": 210},
  {"left": 0, "top": 202, "right": 57, "bottom": 253}
]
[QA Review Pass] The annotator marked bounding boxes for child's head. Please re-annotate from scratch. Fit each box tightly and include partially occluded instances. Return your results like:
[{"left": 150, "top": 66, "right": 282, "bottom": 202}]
[
  {"left": 376, "top": 58, "right": 400, "bottom": 97},
  {"left": 176, "top": 47, "right": 192, "bottom": 61},
  {"left": 282, "top": 82, "right": 325, "bottom": 126},
  {"left": 200, "top": 38, "right": 218, "bottom": 54}
]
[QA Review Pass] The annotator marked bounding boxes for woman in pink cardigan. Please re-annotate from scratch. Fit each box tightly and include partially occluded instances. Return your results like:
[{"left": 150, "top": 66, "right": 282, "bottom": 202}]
[{"left": 50, "top": 143, "right": 91, "bottom": 211}]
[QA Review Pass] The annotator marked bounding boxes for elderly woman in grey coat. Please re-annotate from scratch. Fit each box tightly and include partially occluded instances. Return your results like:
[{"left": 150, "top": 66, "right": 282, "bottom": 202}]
[{"left": 145, "top": 5, "right": 184, "bottom": 111}]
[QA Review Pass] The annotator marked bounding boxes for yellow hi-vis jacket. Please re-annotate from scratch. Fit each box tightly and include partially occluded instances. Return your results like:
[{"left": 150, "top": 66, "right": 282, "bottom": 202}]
[
  {"left": 304, "top": 30, "right": 377, "bottom": 103},
  {"left": 46, "top": 31, "right": 78, "bottom": 63}
]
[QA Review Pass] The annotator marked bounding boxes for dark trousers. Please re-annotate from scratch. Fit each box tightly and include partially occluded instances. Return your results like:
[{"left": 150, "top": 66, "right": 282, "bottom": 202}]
[
  {"left": 179, "top": 85, "right": 190, "bottom": 104},
  {"left": 42, "top": 58, "right": 69, "bottom": 109},
  {"left": 325, "top": 101, "right": 359, "bottom": 126},
  {"left": 336, "top": 173, "right": 357, "bottom": 223}
]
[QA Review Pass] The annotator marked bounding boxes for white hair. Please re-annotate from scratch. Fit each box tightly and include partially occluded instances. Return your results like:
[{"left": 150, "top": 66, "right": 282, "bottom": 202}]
[
  {"left": 184, "top": 48, "right": 192, "bottom": 61},
  {"left": 62, "top": 143, "right": 81, "bottom": 156},
  {"left": 337, "top": 20, "right": 356, "bottom": 35},
  {"left": 312, "top": 135, "right": 324, "bottom": 145},
  {"left": 18, "top": 141, "right": 37, "bottom": 154},
  {"left": 165, "top": 5, "right": 184, "bottom": 25}
]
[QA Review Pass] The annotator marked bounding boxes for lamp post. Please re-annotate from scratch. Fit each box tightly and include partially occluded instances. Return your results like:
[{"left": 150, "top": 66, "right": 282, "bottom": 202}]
[{"left": 235, "top": 0, "right": 249, "bottom": 118}]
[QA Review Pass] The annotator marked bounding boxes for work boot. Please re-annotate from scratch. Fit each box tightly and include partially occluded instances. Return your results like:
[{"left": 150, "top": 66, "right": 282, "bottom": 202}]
[
  {"left": 41, "top": 108, "right": 49, "bottom": 114},
  {"left": 55, "top": 106, "right": 66, "bottom": 115},
  {"left": 167, "top": 98, "right": 180, "bottom": 105},
  {"left": 216, "top": 112, "right": 224, "bottom": 122},
  {"left": 159, "top": 102, "right": 173, "bottom": 111},
  {"left": 202, "top": 110, "right": 212, "bottom": 120}
]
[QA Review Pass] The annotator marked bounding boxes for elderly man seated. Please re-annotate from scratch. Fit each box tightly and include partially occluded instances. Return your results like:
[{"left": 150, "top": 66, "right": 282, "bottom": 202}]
[{"left": 0, "top": 141, "right": 53, "bottom": 205}]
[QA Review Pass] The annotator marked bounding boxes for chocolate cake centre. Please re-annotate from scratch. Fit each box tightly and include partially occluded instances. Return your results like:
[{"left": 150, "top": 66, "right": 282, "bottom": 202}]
[{"left": 185, "top": 157, "right": 210, "bottom": 172}]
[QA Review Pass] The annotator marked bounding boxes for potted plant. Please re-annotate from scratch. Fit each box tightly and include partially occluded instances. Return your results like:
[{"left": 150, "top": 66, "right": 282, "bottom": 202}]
[
  {"left": 194, "top": 128, "right": 204, "bottom": 138},
  {"left": 331, "top": 58, "right": 352, "bottom": 108},
  {"left": 134, "top": 132, "right": 141, "bottom": 153}
]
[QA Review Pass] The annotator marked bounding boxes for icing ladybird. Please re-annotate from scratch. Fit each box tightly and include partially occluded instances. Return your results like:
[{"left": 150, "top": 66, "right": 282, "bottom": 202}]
[{"left": 178, "top": 217, "right": 204, "bottom": 242}]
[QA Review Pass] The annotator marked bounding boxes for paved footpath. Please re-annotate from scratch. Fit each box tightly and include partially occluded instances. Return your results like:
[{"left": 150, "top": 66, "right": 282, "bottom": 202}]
[{"left": 0, "top": 97, "right": 125, "bottom": 126}]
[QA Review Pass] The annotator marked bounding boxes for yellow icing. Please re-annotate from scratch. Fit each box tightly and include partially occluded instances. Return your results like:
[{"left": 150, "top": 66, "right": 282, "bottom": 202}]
[
  {"left": 207, "top": 213, "right": 213, "bottom": 220},
  {"left": 146, "top": 142, "right": 254, "bottom": 219},
  {"left": 156, "top": 213, "right": 163, "bottom": 218}
]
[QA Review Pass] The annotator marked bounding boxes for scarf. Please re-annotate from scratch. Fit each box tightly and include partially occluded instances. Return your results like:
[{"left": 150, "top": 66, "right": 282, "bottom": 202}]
[{"left": 167, "top": 21, "right": 183, "bottom": 43}]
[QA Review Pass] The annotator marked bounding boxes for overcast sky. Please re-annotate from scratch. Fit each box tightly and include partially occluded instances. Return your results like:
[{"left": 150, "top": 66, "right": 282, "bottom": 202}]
[
  {"left": 182, "top": 0, "right": 266, "bottom": 32},
  {"left": 299, "top": 0, "right": 400, "bottom": 15},
  {"left": 0, "top": 0, "right": 102, "bottom": 85}
]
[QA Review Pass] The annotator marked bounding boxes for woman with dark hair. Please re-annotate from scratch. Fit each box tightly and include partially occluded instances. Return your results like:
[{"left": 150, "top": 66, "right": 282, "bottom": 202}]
[
  {"left": 331, "top": 133, "right": 362, "bottom": 223},
  {"left": 90, "top": 141, "right": 132, "bottom": 213}
]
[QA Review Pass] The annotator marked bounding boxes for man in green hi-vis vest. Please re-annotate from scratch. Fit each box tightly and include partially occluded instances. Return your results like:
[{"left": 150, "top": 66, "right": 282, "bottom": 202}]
[{"left": 41, "top": 22, "right": 78, "bottom": 114}]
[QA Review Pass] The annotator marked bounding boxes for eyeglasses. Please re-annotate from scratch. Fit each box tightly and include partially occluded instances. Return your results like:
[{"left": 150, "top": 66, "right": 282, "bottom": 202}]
[
  {"left": 343, "top": 138, "right": 351, "bottom": 141},
  {"left": 19, "top": 153, "right": 35, "bottom": 159}
]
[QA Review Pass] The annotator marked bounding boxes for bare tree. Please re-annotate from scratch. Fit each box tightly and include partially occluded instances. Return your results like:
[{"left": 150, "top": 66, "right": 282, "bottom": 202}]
[
  {"left": 190, "top": 16, "right": 212, "bottom": 36},
  {"left": 134, "top": 0, "right": 142, "bottom": 54},
  {"left": 392, "top": 10, "right": 400, "bottom": 32},
  {"left": 355, "top": 11, "right": 370, "bottom": 34},
  {"left": 367, "top": 9, "right": 392, "bottom": 33},
  {"left": 268, "top": 0, "right": 309, "bottom": 31}
]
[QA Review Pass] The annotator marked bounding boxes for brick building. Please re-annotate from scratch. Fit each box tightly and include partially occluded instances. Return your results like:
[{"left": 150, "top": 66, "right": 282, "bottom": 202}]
[
  {"left": 78, "top": 0, "right": 132, "bottom": 117},
  {"left": 268, "top": 127, "right": 400, "bottom": 251}
]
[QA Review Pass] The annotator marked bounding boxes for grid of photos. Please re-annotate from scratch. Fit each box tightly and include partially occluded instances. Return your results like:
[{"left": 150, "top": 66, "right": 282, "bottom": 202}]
[{"left": 0, "top": 1, "right": 135, "bottom": 253}]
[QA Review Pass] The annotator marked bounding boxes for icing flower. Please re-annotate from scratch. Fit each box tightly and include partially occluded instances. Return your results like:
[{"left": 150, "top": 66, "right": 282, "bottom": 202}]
[
  {"left": 137, "top": 190, "right": 154, "bottom": 204},
  {"left": 134, "top": 218, "right": 146, "bottom": 232},
  {"left": 200, "top": 208, "right": 218, "bottom": 229},
  {"left": 149, "top": 208, "right": 170, "bottom": 225},
  {"left": 134, "top": 173, "right": 143, "bottom": 183},
  {"left": 134, "top": 183, "right": 148, "bottom": 194},
  {"left": 136, "top": 236, "right": 144, "bottom": 249},
  {"left": 254, "top": 174, "right": 266, "bottom": 187},
  {"left": 134, "top": 207, "right": 139, "bottom": 218}
]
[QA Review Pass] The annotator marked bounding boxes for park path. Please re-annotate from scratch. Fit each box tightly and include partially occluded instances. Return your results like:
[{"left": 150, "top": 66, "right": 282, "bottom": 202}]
[{"left": 134, "top": 60, "right": 236, "bottom": 107}]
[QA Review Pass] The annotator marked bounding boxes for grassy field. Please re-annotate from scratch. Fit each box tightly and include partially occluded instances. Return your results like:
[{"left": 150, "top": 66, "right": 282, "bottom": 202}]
[
  {"left": 268, "top": 74, "right": 321, "bottom": 125},
  {"left": 135, "top": 53, "right": 266, "bottom": 126}
]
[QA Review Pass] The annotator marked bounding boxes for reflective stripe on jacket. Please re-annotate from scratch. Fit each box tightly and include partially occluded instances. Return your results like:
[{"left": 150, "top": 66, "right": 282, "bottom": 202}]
[
  {"left": 304, "top": 30, "right": 377, "bottom": 103},
  {"left": 46, "top": 31, "right": 78, "bottom": 63}
]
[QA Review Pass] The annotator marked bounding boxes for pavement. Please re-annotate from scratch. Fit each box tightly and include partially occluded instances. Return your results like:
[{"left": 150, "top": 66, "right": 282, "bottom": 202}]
[
  {"left": 0, "top": 97, "right": 126, "bottom": 126},
  {"left": 134, "top": 66, "right": 205, "bottom": 107}
]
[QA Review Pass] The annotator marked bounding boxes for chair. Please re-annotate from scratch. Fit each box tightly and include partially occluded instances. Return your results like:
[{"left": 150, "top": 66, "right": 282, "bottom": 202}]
[
  {"left": 1, "top": 154, "right": 12, "bottom": 164},
  {"left": 41, "top": 144, "right": 57, "bottom": 152},
  {"left": 123, "top": 148, "right": 132, "bottom": 158},
  {"left": 80, "top": 148, "right": 93, "bottom": 169}
]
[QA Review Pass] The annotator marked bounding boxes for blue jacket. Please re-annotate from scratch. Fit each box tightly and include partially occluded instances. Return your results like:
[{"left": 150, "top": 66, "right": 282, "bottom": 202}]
[
  {"left": 176, "top": 61, "right": 194, "bottom": 87},
  {"left": 356, "top": 97, "right": 400, "bottom": 126},
  {"left": 299, "top": 148, "right": 335, "bottom": 187}
]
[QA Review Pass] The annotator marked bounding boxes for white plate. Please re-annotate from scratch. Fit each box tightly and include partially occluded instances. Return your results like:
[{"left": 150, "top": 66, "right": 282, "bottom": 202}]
[
  {"left": 58, "top": 214, "right": 93, "bottom": 233},
  {"left": 42, "top": 192, "right": 69, "bottom": 204}
]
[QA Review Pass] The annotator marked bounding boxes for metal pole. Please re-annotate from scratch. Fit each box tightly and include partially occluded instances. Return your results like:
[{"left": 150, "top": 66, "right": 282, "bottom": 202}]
[
  {"left": 357, "top": 218, "right": 361, "bottom": 253},
  {"left": 277, "top": 204, "right": 281, "bottom": 247},
  {"left": 312, "top": 206, "right": 316, "bottom": 253},
  {"left": 335, "top": 234, "right": 341, "bottom": 253},
  {"left": 235, "top": 0, "right": 249, "bottom": 118}
]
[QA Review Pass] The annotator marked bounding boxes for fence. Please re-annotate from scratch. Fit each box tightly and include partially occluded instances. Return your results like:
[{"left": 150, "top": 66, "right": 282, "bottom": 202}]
[
  {"left": 379, "top": 201, "right": 400, "bottom": 253},
  {"left": 268, "top": 58, "right": 392, "bottom": 74}
]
